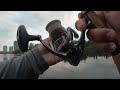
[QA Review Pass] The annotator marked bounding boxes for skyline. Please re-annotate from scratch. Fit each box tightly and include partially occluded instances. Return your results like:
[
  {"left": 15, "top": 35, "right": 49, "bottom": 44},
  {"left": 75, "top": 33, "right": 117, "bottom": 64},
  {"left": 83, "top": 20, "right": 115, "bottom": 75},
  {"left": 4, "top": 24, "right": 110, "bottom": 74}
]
[
  {"left": 0, "top": 11, "right": 88, "bottom": 51},
  {"left": 1, "top": 41, "right": 35, "bottom": 52}
]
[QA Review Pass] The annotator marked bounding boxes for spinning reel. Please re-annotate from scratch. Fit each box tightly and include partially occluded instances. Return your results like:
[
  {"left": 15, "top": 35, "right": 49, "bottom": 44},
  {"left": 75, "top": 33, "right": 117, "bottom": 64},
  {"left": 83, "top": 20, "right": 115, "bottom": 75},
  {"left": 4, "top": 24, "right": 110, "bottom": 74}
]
[
  {"left": 17, "top": 11, "right": 106, "bottom": 66},
  {"left": 17, "top": 20, "right": 87, "bottom": 66}
]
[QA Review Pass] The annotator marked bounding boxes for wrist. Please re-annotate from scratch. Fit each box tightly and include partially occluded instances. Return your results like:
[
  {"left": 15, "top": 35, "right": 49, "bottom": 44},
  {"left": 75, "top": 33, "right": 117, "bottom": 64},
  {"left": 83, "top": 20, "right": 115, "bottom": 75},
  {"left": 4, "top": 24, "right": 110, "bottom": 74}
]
[
  {"left": 30, "top": 47, "right": 49, "bottom": 74},
  {"left": 37, "top": 44, "right": 51, "bottom": 66}
]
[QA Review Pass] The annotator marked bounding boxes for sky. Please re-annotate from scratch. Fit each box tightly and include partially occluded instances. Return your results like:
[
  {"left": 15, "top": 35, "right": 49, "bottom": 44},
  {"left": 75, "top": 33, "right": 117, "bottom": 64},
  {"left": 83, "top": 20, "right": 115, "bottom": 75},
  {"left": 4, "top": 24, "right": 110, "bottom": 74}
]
[{"left": 0, "top": 11, "right": 87, "bottom": 51}]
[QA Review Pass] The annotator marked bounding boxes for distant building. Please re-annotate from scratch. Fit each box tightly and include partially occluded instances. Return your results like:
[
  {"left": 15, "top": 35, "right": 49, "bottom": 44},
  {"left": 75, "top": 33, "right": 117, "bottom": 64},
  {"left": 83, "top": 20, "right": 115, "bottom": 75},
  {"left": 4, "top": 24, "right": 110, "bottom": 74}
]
[
  {"left": 9, "top": 46, "right": 13, "bottom": 53},
  {"left": 29, "top": 43, "right": 34, "bottom": 50},
  {"left": 14, "top": 41, "right": 19, "bottom": 51},
  {"left": 3, "top": 45, "right": 7, "bottom": 54}
]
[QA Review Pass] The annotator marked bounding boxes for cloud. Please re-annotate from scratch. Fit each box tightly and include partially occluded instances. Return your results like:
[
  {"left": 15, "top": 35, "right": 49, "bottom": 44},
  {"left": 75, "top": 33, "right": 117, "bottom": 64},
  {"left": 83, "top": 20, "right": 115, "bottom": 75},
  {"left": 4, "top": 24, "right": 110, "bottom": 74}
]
[{"left": 0, "top": 11, "right": 83, "bottom": 51}]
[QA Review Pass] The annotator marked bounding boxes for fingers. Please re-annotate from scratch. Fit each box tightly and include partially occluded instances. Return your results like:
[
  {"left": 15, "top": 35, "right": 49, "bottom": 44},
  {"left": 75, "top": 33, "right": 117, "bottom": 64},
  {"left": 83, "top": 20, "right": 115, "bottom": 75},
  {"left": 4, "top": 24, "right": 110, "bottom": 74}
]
[
  {"left": 87, "top": 28, "right": 117, "bottom": 53},
  {"left": 75, "top": 13, "right": 87, "bottom": 31},
  {"left": 75, "top": 11, "right": 118, "bottom": 54},
  {"left": 86, "top": 28, "right": 117, "bottom": 43},
  {"left": 75, "top": 20, "right": 86, "bottom": 31},
  {"left": 94, "top": 42, "right": 117, "bottom": 53},
  {"left": 75, "top": 11, "right": 105, "bottom": 31}
]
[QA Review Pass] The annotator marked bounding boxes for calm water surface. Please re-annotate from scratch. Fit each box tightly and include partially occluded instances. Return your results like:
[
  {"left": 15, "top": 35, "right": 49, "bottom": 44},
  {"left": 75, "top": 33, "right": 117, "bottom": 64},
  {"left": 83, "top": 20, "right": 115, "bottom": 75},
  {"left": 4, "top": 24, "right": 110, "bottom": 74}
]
[{"left": 0, "top": 54, "right": 120, "bottom": 79}]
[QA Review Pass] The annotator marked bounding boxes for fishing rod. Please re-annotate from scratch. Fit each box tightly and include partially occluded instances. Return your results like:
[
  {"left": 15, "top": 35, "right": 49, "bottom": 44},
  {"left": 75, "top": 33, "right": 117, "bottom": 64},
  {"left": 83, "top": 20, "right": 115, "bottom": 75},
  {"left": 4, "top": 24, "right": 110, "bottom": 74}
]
[{"left": 16, "top": 11, "right": 120, "bottom": 74}]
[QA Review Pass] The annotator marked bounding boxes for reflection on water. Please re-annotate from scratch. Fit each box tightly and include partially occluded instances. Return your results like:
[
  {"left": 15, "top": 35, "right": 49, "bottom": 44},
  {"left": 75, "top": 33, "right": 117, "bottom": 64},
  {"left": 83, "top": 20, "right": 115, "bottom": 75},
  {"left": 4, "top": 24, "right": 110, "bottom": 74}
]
[
  {"left": 1, "top": 54, "right": 15, "bottom": 61},
  {"left": 0, "top": 54, "right": 120, "bottom": 79},
  {"left": 3, "top": 54, "right": 7, "bottom": 60},
  {"left": 3, "top": 56, "right": 8, "bottom": 60},
  {"left": 40, "top": 57, "right": 120, "bottom": 79}
]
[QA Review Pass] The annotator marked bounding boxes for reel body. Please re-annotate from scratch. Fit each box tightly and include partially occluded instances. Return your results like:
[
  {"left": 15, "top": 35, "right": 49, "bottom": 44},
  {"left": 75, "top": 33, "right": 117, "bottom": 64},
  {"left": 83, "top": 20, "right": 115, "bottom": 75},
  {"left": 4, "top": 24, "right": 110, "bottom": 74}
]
[{"left": 17, "top": 20, "right": 86, "bottom": 66}]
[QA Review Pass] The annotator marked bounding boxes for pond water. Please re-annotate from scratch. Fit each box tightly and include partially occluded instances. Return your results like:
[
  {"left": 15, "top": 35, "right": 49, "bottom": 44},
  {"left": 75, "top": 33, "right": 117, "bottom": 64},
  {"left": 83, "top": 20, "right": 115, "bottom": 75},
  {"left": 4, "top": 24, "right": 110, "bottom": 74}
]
[{"left": 0, "top": 54, "right": 120, "bottom": 79}]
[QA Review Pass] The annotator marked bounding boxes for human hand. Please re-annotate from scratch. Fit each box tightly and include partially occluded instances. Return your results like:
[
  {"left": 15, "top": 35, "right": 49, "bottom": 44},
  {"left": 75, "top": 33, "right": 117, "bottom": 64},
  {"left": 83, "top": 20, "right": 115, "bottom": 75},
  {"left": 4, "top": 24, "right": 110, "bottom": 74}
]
[
  {"left": 75, "top": 11, "right": 120, "bottom": 54},
  {"left": 37, "top": 38, "right": 62, "bottom": 66}
]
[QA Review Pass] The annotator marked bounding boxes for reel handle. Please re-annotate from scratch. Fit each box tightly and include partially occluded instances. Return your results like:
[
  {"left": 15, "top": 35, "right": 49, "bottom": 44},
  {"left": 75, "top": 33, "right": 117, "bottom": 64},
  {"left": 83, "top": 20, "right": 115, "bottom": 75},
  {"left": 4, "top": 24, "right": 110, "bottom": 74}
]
[{"left": 17, "top": 25, "right": 40, "bottom": 52}]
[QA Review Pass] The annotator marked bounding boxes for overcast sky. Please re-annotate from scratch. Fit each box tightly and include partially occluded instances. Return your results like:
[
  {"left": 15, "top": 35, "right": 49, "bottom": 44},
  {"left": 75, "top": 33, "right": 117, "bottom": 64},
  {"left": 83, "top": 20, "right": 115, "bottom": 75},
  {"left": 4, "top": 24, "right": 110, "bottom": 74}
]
[{"left": 0, "top": 11, "right": 87, "bottom": 51}]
